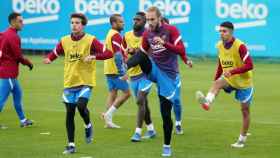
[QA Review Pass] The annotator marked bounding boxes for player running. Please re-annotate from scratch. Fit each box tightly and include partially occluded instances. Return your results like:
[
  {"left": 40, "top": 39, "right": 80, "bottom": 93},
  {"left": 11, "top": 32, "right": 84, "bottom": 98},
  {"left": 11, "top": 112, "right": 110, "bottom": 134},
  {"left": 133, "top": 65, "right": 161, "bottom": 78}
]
[
  {"left": 122, "top": 12, "right": 156, "bottom": 142},
  {"left": 127, "top": 7, "right": 192, "bottom": 157},
  {"left": 196, "top": 21, "right": 254, "bottom": 148},
  {"left": 43, "top": 13, "right": 113, "bottom": 154},
  {"left": 0, "top": 12, "right": 33, "bottom": 128},
  {"left": 102, "top": 14, "right": 131, "bottom": 128}
]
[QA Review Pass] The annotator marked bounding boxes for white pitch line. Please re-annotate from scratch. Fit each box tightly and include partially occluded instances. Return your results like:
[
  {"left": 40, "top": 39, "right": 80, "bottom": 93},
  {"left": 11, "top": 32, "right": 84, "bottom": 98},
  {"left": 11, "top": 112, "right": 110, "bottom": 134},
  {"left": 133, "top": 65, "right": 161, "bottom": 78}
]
[
  {"left": 40, "top": 132, "right": 51, "bottom": 135},
  {"left": 0, "top": 125, "right": 8, "bottom": 130}
]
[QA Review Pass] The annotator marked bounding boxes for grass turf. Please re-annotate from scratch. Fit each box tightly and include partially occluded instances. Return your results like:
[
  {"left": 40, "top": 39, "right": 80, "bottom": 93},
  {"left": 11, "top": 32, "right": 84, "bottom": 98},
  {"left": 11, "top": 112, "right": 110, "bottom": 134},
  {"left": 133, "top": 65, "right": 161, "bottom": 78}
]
[{"left": 0, "top": 56, "right": 279, "bottom": 158}]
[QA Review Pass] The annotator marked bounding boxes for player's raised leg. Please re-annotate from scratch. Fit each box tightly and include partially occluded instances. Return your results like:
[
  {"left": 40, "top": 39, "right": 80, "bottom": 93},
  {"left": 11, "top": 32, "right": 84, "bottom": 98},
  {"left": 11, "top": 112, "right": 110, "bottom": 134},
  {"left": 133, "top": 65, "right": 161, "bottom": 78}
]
[{"left": 196, "top": 77, "right": 228, "bottom": 110}]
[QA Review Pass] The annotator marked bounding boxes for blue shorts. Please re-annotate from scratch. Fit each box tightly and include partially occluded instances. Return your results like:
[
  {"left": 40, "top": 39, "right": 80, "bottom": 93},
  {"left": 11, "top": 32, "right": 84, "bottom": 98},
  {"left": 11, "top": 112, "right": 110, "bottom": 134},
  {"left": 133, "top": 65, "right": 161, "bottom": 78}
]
[
  {"left": 130, "top": 76, "right": 152, "bottom": 97},
  {"left": 106, "top": 75, "right": 129, "bottom": 91},
  {"left": 147, "top": 60, "right": 180, "bottom": 104},
  {"left": 62, "top": 86, "right": 92, "bottom": 104},
  {"left": 223, "top": 86, "right": 254, "bottom": 105}
]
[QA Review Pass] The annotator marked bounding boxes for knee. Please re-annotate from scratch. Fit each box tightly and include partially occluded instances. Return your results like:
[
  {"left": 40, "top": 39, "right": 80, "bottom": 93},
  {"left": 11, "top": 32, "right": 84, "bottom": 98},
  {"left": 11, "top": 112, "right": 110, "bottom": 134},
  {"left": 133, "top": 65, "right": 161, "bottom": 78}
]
[
  {"left": 125, "top": 91, "right": 131, "bottom": 98},
  {"left": 77, "top": 98, "right": 88, "bottom": 110},
  {"left": 66, "top": 108, "right": 75, "bottom": 117},
  {"left": 136, "top": 95, "right": 145, "bottom": 106},
  {"left": 214, "top": 79, "right": 225, "bottom": 89}
]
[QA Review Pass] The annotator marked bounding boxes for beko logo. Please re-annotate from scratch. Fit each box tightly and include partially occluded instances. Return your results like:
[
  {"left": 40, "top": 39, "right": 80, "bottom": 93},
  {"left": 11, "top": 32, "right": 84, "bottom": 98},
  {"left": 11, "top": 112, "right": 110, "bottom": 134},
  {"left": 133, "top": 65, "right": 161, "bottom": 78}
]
[
  {"left": 75, "top": 0, "right": 124, "bottom": 26},
  {"left": 12, "top": 0, "right": 60, "bottom": 24},
  {"left": 216, "top": 0, "right": 269, "bottom": 30}
]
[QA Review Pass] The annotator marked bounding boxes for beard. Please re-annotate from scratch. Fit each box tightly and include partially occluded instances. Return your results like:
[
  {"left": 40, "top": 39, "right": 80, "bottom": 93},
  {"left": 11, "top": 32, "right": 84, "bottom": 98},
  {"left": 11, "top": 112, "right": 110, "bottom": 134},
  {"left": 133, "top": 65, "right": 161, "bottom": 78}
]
[
  {"left": 150, "top": 23, "right": 160, "bottom": 32},
  {"left": 133, "top": 24, "right": 144, "bottom": 32},
  {"left": 117, "top": 26, "right": 123, "bottom": 32}
]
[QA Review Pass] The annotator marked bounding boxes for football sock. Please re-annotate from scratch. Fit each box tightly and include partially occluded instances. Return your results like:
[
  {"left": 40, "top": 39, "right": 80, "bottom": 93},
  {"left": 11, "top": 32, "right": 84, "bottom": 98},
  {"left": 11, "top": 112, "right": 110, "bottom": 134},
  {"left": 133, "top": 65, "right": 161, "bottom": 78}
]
[
  {"left": 68, "top": 142, "right": 75, "bottom": 147},
  {"left": 20, "top": 118, "right": 27, "bottom": 123},
  {"left": 147, "top": 123, "right": 155, "bottom": 131},
  {"left": 175, "top": 121, "right": 181, "bottom": 126},
  {"left": 238, "top": 134, "right": 247, "bottom": 142},
  {"left": 84, "top": 123, "right": 92, "bottom": 129},
  {"left": 163, "top": 144, "right": 171, "bottom": 148},
  {"left": 106, "top": 105, "right": 117, "bottom": 118},
  {"left": 206, "top": 92, "right": 215, "bottom": 105},
  {"left": 135, "top": 128, "right": 142, "bottom": 134}
]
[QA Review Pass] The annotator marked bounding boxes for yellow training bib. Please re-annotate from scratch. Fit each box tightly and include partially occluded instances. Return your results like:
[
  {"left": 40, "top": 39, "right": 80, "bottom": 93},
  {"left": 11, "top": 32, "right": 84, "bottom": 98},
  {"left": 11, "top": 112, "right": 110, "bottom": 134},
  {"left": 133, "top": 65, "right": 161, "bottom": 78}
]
[
  {"left": 104, "top": 29, "right": 119, "bottom": 75},
  {"left": 61, "top": 34, "right": 96, "bottom": 88},
  {"left": 124, "top": 31, "right": 143, "bottom": 77},
  {"left": 217, "top": 38, "right": 253, "bottom": 89}
]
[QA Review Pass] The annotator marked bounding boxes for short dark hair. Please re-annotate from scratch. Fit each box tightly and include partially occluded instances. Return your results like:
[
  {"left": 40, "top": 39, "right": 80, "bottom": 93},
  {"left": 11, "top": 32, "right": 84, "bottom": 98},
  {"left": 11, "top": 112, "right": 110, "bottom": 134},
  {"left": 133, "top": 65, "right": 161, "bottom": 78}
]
[
  {"left": 220, "top": 21, "right": 234, "bottom": 30},
  {"left": 8, "top": 12, "right": 21, "bottom": 24},
  {"left": 136, "top": 11, "right": 146, "bottom": 18},
  {"left": 71, "top": 13, "right": 88, "bottom": 26},
  {"left": 110, "top": 14, "right": 122, "bottom": 25},
  {"left": 135, "top": 11, "right": 146, "bottom": 21},
  {"left": 161, "top": 17, "right": 169, "bottom": 24}
]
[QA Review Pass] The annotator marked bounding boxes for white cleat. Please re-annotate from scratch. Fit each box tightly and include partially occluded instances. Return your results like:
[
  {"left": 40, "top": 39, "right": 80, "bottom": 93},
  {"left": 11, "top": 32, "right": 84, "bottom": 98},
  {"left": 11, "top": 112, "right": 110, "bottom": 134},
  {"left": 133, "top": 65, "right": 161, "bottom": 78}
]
[
  {"left": 196, "top": 91, "right": 210, "bottom": 111},
  {"left": 105, "top": 122, "right": 121, "bottom": 129},
  {"left": 102, "top": 113, "right": 112, "bottom": 124},
  {"left": 231, "top": 141, "right": 245, "bottom": 148},
  {"left": 102, "top": 113, "right": 121, "bottom": 128}
]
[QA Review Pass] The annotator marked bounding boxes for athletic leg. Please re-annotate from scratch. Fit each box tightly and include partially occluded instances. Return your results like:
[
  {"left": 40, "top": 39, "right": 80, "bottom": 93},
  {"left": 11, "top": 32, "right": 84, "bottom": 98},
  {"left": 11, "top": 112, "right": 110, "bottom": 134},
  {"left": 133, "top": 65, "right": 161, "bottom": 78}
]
[
  {"left": 159, "top": 95, "right": 173, "bottom": 156},
  {"left": 0, "top": 79, "right": 11, "bottom": 112},
  {"left": 231, "top": 103, "right": 250, "bottom": 148},
  {"left": 131, "top": 91, "right": 147, "bottom": 142},
  {"left": 77, "top": 97, "right": 93, "bottom": 144},
  {"left": 11, "top": 80, "right": 26, "bottom": 122},
  {"left": 105, "top": 90, "right": 117, "bottom": 110},
  {"left": 159, "top": 95, "right": 173, "bottom": 145},
  {"left": 64, "top": 103, "right": 76, "bottom": 154}
]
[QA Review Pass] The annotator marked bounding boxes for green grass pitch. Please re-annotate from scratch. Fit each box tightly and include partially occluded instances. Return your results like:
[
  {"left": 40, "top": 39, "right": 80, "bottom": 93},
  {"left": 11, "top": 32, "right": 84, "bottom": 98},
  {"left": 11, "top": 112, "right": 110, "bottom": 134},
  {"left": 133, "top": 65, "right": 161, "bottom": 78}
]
[{"left": 0, "top": 56, "right": 279, "bottom": 158}]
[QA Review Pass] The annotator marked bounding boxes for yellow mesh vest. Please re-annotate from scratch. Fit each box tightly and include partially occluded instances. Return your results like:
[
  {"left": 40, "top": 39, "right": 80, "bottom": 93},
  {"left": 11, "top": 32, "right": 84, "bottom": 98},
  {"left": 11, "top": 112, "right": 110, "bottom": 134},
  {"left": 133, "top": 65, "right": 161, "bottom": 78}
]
[
  {"left": 104, "top": 29, "right": 119, "bottom": 75},
  {"left": 124, "top": 31, "right": 143, "bottom": 77},
  {"left": 61, "top": 34, "right": 96, "bottom": 88},
  {"left": 217, "top": 39, "right": 253, "bottom": 89}
]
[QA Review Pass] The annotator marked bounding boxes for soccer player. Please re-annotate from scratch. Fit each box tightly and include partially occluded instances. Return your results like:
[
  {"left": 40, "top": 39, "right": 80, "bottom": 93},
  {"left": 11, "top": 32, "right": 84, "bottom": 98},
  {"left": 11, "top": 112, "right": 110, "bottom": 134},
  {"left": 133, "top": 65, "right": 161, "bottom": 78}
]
[
  {"left": 196, "top": 21, "right": 254, "bottom": 148},
  {"left": 161, "top": 16, "right": 192, "bottom": 135},
  {"left": 122, "top": 12, "right": 156, "bottom": 142},
  {"left": 102, "top": 14, "right": 131, "bottom": 128},
  {"left": 0, "top": 12, "right": 33, "bottom": 127},
  {"left": 127, "top": 7, "right": 192, "bottom": 156},
  {"left": 43, "top": 13, "right": 113, "bottom": 154}
]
